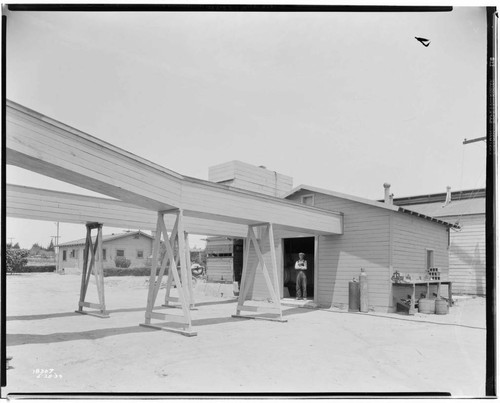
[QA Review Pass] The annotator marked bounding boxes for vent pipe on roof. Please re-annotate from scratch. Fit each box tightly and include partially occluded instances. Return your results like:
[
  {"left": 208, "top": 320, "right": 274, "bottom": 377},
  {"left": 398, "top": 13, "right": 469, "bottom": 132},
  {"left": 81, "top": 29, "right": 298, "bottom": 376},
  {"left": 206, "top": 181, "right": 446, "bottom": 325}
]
[
  {"left": 443, "top": 186, "right": 452, "bottom": 207},
  {"left": 383, "top": 183, "right": 393, "bottom": 205}
]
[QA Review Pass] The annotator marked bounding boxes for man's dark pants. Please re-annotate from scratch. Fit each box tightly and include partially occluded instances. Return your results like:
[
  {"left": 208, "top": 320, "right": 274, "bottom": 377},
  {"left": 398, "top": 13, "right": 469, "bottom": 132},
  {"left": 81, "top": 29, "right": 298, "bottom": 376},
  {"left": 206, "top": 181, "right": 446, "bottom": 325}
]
[{"left": 296, "top": 271, "right": 307, "bottom": 299}]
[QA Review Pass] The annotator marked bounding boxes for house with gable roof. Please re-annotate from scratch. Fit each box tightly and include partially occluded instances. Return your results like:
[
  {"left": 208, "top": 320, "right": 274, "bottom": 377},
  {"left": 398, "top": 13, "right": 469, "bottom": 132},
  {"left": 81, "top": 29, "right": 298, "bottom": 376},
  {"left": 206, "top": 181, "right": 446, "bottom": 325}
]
[{"left": 57, "top": 230, "right": 154, "bottom": 273}]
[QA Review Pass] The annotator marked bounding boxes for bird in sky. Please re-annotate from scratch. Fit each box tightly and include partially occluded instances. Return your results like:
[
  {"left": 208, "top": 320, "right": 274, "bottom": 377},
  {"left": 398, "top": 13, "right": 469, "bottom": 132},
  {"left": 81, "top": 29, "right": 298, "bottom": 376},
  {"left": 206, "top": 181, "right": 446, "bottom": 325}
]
[{"left": 415, "top": 37, "right": 431, "bottom": 47}]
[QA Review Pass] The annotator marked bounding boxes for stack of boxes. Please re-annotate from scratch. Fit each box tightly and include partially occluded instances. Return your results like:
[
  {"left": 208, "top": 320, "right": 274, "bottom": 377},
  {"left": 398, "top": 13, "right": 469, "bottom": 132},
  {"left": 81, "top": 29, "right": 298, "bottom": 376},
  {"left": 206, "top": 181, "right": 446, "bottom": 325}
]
[{"left": 427, "top": 267, "right": 441, "bottom": 281}]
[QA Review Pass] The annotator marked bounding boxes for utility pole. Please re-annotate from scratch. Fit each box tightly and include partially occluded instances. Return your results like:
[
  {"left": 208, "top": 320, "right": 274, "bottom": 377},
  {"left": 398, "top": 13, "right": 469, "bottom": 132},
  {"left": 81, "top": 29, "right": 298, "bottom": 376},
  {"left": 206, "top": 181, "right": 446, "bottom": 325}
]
[
  {"left": 52, "top": 222, "right": 61, "bottom": 273},
  {"left": 485, "top": 7, "right": 496, "bottom": 397}
]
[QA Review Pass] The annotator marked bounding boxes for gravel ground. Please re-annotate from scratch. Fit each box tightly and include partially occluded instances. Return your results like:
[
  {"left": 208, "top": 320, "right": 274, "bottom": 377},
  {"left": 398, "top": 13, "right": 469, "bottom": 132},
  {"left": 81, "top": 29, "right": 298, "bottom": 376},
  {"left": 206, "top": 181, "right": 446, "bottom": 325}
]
[{"left": 3, "top": 273, "right": 487, "bottom": 397}]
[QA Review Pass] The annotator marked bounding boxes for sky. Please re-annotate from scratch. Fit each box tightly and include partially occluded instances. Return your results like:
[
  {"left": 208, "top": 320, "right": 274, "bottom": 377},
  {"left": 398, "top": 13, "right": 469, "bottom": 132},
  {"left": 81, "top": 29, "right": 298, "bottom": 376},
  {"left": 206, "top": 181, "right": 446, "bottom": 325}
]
[{"left": 4, "top": 6, "right": 488, "bottom": 250}]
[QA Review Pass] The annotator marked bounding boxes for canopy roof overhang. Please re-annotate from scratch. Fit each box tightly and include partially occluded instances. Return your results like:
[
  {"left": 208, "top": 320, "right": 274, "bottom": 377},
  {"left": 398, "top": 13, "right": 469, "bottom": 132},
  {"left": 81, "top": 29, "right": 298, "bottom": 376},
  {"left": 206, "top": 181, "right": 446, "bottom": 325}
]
[
  {"left": 7, "top": 184, "right": 248, "bottom": 237},
  {"left": 6, "top": 100, "right": 343, "bottom": 236}
]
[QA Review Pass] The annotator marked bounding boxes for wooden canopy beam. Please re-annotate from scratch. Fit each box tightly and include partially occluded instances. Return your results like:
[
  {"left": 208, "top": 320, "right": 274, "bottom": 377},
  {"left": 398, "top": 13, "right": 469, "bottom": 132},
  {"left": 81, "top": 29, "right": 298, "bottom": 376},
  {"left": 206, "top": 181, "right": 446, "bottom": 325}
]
[
  {"left": 6, "top": 184, "right": 248, "bottom": 237},
  {"left": 6, "top": 100, "right": 343, "bottom": 236}
]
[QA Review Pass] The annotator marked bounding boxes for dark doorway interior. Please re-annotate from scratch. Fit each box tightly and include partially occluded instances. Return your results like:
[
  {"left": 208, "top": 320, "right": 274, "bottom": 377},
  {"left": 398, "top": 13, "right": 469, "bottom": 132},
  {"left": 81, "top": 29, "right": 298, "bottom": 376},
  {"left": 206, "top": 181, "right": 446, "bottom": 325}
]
[
  {"left": 233, "top": 239, "right": 244, "bottom": 287},
  {"left": 283, "top": 237, "right": 314, "bottom": 299}
]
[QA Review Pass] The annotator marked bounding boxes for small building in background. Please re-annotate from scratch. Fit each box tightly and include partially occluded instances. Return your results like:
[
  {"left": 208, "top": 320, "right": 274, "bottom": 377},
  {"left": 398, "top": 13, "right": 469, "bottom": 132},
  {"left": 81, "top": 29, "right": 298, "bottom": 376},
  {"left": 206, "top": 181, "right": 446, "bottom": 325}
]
[
  {"left": 391, "top": 187, "right": 485, "bottom": 296},
  {"left": 205, "top": 237, "right": 243, "bottom": 284},
  {"left": 57, "top": 230, "right": 154, "bottom": 274}
]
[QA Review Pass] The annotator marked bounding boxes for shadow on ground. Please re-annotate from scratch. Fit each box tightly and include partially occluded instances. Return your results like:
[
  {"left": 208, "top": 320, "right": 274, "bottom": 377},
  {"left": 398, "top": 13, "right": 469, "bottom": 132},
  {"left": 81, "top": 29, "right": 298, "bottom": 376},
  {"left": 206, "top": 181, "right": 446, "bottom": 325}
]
[{"left": 7, "top": 325, "right": 157, "bottom": 346}]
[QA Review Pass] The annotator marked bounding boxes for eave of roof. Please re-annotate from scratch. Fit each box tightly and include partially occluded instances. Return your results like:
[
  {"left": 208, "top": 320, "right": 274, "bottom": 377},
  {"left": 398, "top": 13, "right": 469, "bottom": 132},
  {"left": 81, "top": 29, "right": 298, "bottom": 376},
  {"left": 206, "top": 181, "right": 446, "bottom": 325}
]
[
  {"left": 284, "top": 185, "right": 400, "bottom": 212},
  {"left": 285, "top": 185, "right": 459, "bottom": 229},
  {"left": 389, "top": 188, "right": 486, "bottom": 205},
  {"left": 57, "top": 230, "right": 153, "bottom": 247},
  {"left": 396, "top": 198, "right": 485, "bottom": 218}
]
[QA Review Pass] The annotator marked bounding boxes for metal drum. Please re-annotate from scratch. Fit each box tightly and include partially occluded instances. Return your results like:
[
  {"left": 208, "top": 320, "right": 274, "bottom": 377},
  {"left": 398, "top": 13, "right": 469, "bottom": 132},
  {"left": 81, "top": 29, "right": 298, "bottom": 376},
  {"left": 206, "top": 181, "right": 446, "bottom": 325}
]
[
  {"left": 418, "top": 298, "right": 436, "bottom": 314},
  {"left": 348, "top": 281, "right": 360, "bottom": 312},
  {"left": 435, "top": 299, "right": 449, "bottom": 315}
]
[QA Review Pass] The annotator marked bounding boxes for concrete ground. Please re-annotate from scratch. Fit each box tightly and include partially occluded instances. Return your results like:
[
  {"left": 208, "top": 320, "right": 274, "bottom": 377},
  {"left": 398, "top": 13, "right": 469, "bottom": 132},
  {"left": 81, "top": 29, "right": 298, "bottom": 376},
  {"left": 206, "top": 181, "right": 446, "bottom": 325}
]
[{"left": 3, "top": 273, "right": 486, "bottom": 397}]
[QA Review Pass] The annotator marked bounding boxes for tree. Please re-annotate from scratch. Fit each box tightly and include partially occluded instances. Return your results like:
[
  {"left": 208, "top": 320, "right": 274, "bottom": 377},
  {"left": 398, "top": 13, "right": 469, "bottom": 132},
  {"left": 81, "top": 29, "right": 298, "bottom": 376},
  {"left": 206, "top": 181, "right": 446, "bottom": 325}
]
[
  {"left": 47, "top": 239, "right": 55, "bottom": 252},
  {"left": 6, "top": 249, "right": 29, "bottom": 273},
  {"left": 29, "top": 243, "right": 42, "bottom": 256}
]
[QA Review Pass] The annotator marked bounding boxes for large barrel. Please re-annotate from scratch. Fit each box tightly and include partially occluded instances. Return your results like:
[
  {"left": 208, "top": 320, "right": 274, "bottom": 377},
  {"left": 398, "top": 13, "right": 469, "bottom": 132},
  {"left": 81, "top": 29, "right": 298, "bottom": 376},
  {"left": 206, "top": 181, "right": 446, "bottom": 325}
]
[
  {"left": 435, "top": 299, "right": 449, "bottom": 315},
  {"left": 348, "top": 281, "right": 360, "bottom": 312},
  {"left": 418, "top": 298, "right": 436, "bottom": 314}
]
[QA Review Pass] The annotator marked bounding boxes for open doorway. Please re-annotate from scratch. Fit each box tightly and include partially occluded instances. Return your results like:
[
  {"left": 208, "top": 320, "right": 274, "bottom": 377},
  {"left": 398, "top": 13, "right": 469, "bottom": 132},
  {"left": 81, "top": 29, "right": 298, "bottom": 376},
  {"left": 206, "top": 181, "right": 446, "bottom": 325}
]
[{"left": 283, "top": 237, "right": 315, "bottom": 300}]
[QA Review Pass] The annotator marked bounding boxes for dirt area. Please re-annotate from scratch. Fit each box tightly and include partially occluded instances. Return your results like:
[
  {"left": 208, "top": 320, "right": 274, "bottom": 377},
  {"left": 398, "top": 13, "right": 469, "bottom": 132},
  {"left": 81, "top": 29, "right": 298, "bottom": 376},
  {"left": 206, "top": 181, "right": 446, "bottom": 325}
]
[{"left": 3, "top": 273, "right": 486, "bottom": 396}]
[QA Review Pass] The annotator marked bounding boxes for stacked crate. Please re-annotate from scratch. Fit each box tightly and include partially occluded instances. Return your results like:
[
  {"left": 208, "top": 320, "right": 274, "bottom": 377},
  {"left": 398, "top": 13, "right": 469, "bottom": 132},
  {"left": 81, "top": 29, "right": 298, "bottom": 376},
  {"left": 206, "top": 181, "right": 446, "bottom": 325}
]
[{"left": 427, "top": 267, "right": 441, "bottom": 281}]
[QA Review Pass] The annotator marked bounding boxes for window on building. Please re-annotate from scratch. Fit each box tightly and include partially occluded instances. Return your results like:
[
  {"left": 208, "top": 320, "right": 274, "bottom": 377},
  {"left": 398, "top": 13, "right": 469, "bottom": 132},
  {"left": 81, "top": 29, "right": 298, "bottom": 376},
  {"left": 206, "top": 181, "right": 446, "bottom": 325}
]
[
  {"left": 102, "top": 248, "right": 107, "bottom": 261},
  {"left": 426, "top": 249, "right": 434, "bottom": 270},
  {"left": 116, "top": 249, "right": 125, "bottom": 257},
  {"left": 137, "top": 250, "right": 144, "bottom": 259},
  {"left": 63, "top": 250, "right": 67, "bottom": 261},
  {"left": 301, "top": 194, "right": 314, "bottom": 206},
  {"left": 70, "top": 249, "right": 77, "bottom": 258}
]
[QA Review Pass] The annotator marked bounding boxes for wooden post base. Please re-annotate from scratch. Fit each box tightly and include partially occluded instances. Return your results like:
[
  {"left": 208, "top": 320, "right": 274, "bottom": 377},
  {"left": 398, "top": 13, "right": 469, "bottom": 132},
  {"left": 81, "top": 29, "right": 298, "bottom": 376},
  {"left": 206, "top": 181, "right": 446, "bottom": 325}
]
[
  {"left": 232, "top": 314, "right": 287, "bottom": 323},
  {"left": 75, "top": 310, "right": 110, "bottom": 319},
  {"left": 139, "top": 323, "right": 197, "bottom": 337}
]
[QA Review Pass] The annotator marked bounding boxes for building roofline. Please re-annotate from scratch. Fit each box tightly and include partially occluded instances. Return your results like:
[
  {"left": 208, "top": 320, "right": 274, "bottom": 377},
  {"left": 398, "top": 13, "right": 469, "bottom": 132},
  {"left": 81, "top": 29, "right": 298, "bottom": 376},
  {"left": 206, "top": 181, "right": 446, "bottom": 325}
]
[
  {"left": 285, "top": 185, "right": 459, "bottom": 229},
  {"left": 387, "top": 188, "right": 485, "bottom": 206},
  {"left": 57, "top": 230, "right": 153, "bottom": 247},
  {"left": 284, "top": 184, "right": 401, "bottom": 212}
]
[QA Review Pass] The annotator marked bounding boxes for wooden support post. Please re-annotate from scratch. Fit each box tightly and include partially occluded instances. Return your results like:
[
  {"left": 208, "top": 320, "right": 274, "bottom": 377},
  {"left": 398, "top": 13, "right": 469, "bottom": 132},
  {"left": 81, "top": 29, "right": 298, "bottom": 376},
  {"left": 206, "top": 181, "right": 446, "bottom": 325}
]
[
  {"left": 236, "top": 227, "right": 256, "bottom": 315},
  {"left": 77, "top": 228, "right": 91, "bottom": 312},
  {"left": 233, "top": 223, "right": 286, "bottom": 323},
  {"left": 76, "top": 223, "right": 109, "bottom": 318},
  {"left": 95, "top": 227, "right": 106, "bottom": 310},
  {"left": 184, "top": 231, "right": 196, "bottom": 309},
  {"left": 140, "top": 210, "right": 196, "bottom": 336},
  {"left": 268, "top": 223, "right": 282, "bottom": 321},
  {"left": 163, "top": 253, "right": 180, "bottom": 306}
]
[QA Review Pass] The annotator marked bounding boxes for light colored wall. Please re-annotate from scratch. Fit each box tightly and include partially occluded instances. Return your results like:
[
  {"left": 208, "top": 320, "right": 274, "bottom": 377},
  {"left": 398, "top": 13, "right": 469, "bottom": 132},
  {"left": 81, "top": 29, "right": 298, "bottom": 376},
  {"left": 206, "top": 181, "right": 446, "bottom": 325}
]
[
  {"left": 243, "top": 226, "right": 282, "bottom": 301},
  {"left": 390, "top": 213, "right": 451, "bottom": 307},
  {"left": 58, "top": 246, "right": 85, "bottom": 273},
  {"left": 445, "top": 214, "right": 485, "bottom": 295},
  {"left": 105, "top": 234, "right": 152, "bottom": 267},
  {"left": 245, "top": 191, "right": 393, "bottom": 311},
  {"left": 286, "top": 190, "right": 450, "bottom": 312},
  {"left": 208, "top": 160, "right": 293, "bottom": 197},
  {"left": 298, "top": 191, "right": 392, "bottom": 310},
  {"left": 239, "top": 190, "right": 452, "bottom": 313}
]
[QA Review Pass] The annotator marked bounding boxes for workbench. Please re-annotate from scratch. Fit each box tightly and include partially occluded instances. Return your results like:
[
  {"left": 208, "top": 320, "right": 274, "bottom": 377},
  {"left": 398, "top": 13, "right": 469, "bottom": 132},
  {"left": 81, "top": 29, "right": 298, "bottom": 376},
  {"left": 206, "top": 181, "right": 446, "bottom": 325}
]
[{"left": 393, "top": 281, "right": 453, "bottom": 315}]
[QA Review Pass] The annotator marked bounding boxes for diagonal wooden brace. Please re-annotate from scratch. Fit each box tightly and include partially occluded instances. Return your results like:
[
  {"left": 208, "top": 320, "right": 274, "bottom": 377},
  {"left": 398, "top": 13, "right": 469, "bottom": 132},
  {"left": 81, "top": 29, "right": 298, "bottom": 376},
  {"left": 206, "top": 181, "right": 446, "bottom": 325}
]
[
  {"left": 141, "top": 210, "right": 196, "bottom": 336},
  {"left": 76, "top": 222, "right": 108, "bottom": 318},
  {"left": 234, "top": 223, "right": 285, "bottom": 322}
]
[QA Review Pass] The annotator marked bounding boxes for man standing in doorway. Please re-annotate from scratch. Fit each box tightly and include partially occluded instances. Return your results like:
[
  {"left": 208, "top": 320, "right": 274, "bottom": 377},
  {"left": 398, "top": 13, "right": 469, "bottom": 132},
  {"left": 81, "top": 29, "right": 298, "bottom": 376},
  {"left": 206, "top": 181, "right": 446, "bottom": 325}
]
[{"left": 295, "top": 252, "right": 307, "bottom": 300}]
